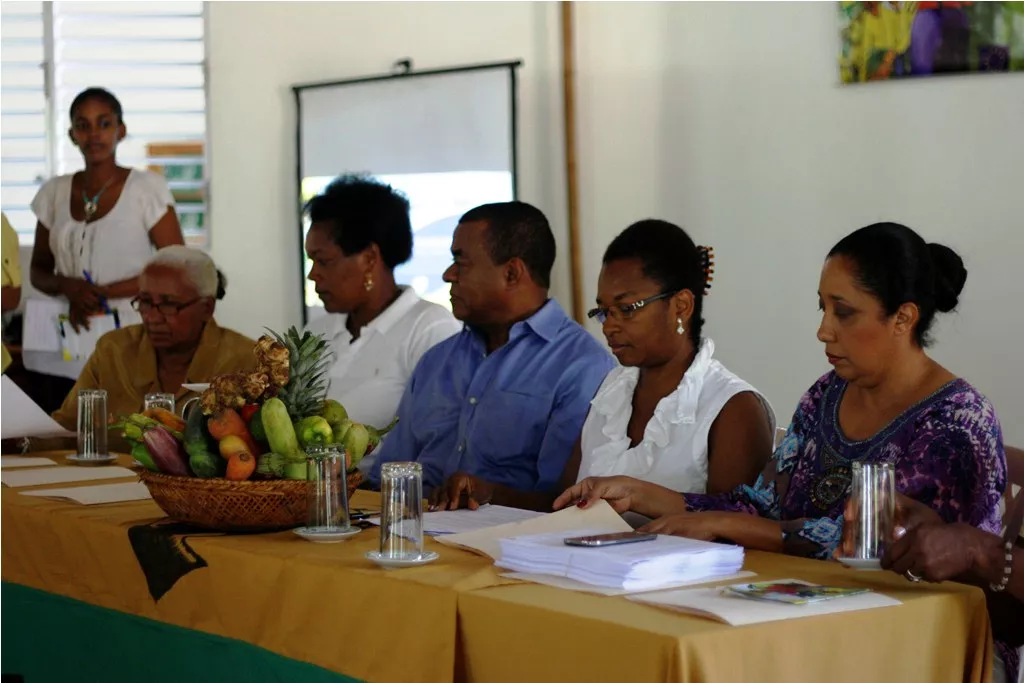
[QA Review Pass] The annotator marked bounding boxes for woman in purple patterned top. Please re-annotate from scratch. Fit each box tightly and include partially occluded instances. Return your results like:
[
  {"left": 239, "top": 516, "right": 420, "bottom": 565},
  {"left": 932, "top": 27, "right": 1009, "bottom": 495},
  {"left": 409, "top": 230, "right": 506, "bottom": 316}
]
[
  {"left": 555, "top": 222, "right": 1010, "bottom": 678},
  {"left": 555, "top": 222, "right": 1006, "bottom": 557}
]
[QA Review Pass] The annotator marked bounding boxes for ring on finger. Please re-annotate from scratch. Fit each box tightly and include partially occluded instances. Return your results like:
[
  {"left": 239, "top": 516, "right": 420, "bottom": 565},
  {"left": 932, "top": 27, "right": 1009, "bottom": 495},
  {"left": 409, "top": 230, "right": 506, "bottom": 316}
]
[{"left": 905, "top": 570, "right": 923, "bottom": 583}]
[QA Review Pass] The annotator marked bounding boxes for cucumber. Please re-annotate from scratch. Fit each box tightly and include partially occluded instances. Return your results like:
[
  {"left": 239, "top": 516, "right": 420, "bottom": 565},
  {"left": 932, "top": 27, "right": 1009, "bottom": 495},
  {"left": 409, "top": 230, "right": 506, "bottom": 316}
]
[{"left": 262, "top": 398, "right": 302, "bottom": 461}]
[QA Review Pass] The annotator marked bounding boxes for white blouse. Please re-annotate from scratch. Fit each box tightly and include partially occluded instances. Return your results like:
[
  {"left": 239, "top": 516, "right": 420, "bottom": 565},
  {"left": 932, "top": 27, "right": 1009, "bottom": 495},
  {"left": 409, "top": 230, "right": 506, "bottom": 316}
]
[
  {"left": 32, "top": 169, "right": 175, "bottom": 287},
  {"left": 577, "top": 338, "right": 776, "bottom": 494},
  {"left": 24, "top": 169, "right": 175, "bottom": 379},
  {"left": 304, "top": 287, "right": 462, "bottom": 471}
]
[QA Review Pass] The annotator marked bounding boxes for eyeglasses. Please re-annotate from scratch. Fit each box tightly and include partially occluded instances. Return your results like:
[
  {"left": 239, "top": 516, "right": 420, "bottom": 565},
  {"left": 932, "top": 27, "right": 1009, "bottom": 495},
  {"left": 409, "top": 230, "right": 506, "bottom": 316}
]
[
  {"left": 587, "top": 291, "right": 677, "bottom": 324},
  {"left": 130, "top": 296, "right": 202, "bottom": 316}
]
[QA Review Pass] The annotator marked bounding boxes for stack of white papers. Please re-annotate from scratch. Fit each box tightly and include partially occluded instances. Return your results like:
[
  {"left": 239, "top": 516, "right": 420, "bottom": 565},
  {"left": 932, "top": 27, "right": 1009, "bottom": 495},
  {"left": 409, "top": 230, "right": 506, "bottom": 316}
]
[{"left": 496, "top": 529, "right": 745, "bottom": 591}]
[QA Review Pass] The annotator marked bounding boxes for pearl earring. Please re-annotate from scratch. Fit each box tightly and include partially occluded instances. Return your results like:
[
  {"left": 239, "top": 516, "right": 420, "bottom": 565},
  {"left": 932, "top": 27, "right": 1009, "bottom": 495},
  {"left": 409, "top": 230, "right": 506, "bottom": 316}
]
[
  {"left": 677, "top": 318, "right": 685, "bottom": 336},
  {"left": 364, "top": 274, "right": 374, "bottom": 292}
]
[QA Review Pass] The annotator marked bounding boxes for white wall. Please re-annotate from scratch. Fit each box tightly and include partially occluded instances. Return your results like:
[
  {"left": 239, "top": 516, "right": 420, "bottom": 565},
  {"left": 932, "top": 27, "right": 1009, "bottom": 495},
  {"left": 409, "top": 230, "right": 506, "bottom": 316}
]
[
  {"left": 208, "top": 1, "right": 1024, "bottom": 443},
  {"left": 574, "top": 1, "right": 1024, "bottom": 443},
  {"left": 206, "top": 1, "right": 568, "bottom": 337}
]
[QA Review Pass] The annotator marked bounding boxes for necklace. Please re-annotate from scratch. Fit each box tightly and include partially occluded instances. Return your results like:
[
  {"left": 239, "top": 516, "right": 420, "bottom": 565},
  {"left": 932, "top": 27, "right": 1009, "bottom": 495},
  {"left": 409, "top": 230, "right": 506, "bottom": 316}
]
[{"left": 82, "top": 175, "right": 116, "bottom": 222}]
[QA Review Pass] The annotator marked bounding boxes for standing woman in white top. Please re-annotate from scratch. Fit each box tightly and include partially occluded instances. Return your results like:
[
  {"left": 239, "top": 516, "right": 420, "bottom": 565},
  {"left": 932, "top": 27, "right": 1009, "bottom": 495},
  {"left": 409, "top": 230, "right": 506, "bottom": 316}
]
[
  {"left": 30, "top": 87, "right": 184, "bottom": 333},
  {"left": 568, "top": 220, "right": 776, "bottom": 497},
  {"left": 303, "top": 176, "right": 462, "bottom": 472}
]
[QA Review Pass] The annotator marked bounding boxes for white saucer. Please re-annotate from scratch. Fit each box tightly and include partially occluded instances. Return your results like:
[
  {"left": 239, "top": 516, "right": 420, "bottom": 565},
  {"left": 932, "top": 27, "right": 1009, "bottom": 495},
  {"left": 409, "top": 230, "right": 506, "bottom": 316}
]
[
  {"left": 366, "top": 550, "right": 440, "bottom": 569},
  {"left": 182, "top": 383, "right": 210, "bottom": 393},
  {"left": 293, "top": 526, "right": 361, "bottom": 543},
  {"left": 66, "top": 454, "right": 119, "bottom": 466},
  {"left": 838, "top": 556, "right": 882, "bottom": 571}
]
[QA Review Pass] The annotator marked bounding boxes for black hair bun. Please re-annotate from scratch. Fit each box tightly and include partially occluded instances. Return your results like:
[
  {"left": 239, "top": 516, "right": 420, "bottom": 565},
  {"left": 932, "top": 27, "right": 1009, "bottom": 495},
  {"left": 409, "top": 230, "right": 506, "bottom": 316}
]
[
  {"left": 215, "top": 269, "right": 227, "bottom": 300},
  {"left": 927, "top": 242, "right": 966, "bottom": 313}
]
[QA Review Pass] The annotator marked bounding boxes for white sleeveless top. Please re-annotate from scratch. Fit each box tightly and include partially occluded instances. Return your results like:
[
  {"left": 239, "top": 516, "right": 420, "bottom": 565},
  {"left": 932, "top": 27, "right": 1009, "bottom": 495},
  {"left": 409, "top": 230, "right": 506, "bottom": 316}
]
[{"left": 577, "top": 338, "right": 776, "bottom": 494}]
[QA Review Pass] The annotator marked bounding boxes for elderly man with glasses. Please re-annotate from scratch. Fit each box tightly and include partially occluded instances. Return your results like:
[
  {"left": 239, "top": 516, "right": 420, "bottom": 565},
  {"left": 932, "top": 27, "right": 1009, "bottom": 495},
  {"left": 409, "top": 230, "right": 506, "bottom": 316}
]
[{"left": 52, "top": 246, "right": 255, "bottom": 431}]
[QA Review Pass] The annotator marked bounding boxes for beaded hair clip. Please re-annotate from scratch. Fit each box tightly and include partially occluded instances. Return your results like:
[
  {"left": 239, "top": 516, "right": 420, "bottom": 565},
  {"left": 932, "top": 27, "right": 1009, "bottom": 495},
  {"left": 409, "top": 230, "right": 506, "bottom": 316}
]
[{"left": 698, "top": 246, "right": 715, "bottom": 295}]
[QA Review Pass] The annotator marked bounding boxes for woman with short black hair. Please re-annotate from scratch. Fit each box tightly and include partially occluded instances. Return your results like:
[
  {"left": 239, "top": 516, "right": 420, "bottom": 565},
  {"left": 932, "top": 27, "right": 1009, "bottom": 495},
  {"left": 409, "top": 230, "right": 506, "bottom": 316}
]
[{"left": 303, "top": 175, "right": 461, "bottom": 470}]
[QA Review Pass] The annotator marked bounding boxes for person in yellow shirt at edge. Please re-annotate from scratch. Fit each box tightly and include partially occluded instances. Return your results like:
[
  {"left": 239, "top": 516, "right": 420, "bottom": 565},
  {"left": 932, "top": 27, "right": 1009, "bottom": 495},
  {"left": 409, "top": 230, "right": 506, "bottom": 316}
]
[
  {"left": 52, "top": 245, "right": 256, "bottom": 433},
  {"left": 2, "top": 212, "right": 23, "bottom": 373}
]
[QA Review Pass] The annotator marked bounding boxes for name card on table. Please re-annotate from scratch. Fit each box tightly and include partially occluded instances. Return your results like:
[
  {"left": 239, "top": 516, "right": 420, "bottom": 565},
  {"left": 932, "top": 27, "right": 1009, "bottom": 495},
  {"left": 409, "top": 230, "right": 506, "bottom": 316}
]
[
  {"left": 1, "top": 466, "right": 135, "bottom": 488},
  {"left": 21, "top": 482, "right": 152, "bottom": 505},
  {"left": 0, "top": 456, "right": 57, "bottom": 468}
]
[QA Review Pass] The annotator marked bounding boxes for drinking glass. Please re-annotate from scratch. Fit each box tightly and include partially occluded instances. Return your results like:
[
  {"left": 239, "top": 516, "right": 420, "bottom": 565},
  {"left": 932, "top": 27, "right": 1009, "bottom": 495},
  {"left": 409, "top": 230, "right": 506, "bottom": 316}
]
[
  {"left": 144, "top": 392, "right": 176, "bottom": 414},
  {"left": 306, "top": 445, "right": 350, "bottom": 531},
  {"left": 838, "top": 462, "right": 895, "bottom": 561},
  {"left": 77, "top": 389, "right": 108, "bottom": 459},
  {"left": 379, "top": 462, "right": 425, "bottom": 560}
]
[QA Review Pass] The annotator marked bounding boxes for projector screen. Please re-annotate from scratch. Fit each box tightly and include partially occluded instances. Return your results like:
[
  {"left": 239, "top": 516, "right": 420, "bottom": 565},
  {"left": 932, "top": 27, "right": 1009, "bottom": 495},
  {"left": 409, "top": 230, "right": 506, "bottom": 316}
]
[{"left": 295, "top": 63, "right": 519, "bottom": 323}]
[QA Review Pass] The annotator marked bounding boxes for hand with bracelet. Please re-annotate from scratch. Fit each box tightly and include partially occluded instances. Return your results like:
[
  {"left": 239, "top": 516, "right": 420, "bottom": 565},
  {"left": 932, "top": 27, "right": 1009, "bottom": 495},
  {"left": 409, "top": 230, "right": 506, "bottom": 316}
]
[{"left": 882, "top": 493, "right": 1020, "bottom": 598}]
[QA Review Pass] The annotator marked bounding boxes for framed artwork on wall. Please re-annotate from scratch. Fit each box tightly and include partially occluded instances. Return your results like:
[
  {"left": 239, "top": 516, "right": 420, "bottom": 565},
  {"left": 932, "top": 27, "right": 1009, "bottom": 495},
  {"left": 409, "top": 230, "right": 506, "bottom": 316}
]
[{"left": 839, "top": 2, "right": 1024, "bottom": 83}]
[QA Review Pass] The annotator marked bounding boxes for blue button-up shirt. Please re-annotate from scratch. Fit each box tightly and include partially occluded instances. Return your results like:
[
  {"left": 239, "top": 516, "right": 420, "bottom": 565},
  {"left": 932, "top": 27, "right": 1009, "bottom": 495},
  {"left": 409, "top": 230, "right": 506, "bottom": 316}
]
[{"left": 370, "top": 299, "right": 616, "bottom": 494}]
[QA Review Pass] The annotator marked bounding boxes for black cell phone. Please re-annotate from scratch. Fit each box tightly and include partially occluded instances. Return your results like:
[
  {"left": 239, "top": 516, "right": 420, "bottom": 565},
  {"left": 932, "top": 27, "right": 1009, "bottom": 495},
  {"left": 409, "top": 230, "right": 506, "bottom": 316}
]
[{"left": 563, "top": 531, "right": 657, "bottom": 547}]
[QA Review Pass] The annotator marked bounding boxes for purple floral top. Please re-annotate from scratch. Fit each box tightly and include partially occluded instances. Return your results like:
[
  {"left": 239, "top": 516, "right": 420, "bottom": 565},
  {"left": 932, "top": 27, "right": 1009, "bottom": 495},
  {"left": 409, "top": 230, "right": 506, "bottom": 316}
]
[{"left": 684, "top": 372, "right": 1006, "bottom": 560}]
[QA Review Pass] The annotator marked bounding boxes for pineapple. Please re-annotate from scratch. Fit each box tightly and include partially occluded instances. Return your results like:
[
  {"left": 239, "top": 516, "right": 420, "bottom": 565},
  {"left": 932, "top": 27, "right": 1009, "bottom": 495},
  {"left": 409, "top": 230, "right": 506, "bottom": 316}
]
[{"left": 268, "top": 327, "right": 332, "bottom": 420}]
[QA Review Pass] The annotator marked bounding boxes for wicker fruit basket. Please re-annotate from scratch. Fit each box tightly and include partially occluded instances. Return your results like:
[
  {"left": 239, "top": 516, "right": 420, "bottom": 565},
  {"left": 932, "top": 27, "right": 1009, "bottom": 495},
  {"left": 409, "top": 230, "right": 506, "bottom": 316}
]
[{"left": 138, "top": 469, "right": 364, "bottom": 532}]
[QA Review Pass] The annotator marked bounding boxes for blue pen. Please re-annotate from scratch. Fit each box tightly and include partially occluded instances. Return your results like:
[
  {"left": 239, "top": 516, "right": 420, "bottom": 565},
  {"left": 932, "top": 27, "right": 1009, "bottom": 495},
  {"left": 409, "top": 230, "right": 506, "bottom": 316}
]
[{"left": 82, "top": 270, "right": 113, "bottom": 316}]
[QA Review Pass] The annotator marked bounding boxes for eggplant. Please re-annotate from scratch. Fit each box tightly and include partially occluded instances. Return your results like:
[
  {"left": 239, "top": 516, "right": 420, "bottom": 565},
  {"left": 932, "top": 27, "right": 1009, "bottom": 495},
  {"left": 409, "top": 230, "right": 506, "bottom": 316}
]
[{"left": 143, "top": 426, "right": 191, "bottom": 477}]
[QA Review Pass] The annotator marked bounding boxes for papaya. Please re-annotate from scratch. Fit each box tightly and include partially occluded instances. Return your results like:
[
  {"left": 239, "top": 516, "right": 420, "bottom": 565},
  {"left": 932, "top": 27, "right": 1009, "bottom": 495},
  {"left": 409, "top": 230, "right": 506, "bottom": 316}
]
[
  {"left": 343, "top": 423, "right": 370, "bottom": 469},
  {"left": 321, "top": 399, "right": 348, "bottom": 427}
]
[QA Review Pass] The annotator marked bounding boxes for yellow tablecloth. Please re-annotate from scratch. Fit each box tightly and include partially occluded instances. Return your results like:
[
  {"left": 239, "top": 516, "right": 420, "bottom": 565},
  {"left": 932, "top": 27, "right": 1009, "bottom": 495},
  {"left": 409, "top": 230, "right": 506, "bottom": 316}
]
[
  {"left": 457, "top": 552, "right": 994, "bottom": 683},
  {"left": 1, "top": 454, "right": 508, "bottom": 683},
  {"left": 1, "top": 453, "right": 995, "bottom": 683}
]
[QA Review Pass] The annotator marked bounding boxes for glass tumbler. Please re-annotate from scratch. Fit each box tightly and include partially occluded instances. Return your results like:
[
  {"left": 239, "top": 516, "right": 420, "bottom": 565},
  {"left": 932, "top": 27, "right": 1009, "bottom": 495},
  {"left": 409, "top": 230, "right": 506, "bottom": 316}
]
[
  {"left": 379, "top": 462, "right": 425, "bottom": 560},
  {"left": 839, "top": 462, "right": 895, "bottom": 561},
  {"left": 306, "top": 445, "right": 350, "bottom": 531},
  {"left": 144, "top": 392, "right": 176, "bottom": 414},
  {"left": 77, "top": 389, "right": 108, "bottom": 459}
]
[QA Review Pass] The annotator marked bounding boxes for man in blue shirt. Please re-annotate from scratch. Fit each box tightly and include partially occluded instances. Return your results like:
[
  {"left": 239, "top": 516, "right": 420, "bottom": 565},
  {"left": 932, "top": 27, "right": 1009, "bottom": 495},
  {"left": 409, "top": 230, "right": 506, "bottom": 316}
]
[{"left": 369, "top": 201, "right": 615, "bottom": 510}]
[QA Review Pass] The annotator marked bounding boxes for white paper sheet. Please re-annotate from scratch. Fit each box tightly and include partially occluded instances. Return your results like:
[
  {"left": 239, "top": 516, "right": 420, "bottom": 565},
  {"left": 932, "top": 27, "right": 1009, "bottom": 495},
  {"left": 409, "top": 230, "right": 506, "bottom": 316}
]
[
  {"left": 435, "top": 500, "right": 632, "bottom": 560},
  {"left": 59, "top": 313, "right": 119, "bottom": 361},
  {"left": 1, "top": 465, "right": 134, "bottom": 488},
  {"left": 22, "top": 298, "right": 66, "bottom": 352},
  {"left": 628, "top": 578, "right": 902, "bottom": 626},
  {"left": 21, "top": 482, "right": 151, "bottom": 505},
  {"left": 0, "top": 456, "right": 57, "bottom": 468},
  {"left": 0, "top": 375, "right": 76, "bottom": 440},
  {"left": 367, "top": 504, "right": 545, "bottom": 536},
  {"left": 499, "top": 570, "right": 757, "bottom": 596}
]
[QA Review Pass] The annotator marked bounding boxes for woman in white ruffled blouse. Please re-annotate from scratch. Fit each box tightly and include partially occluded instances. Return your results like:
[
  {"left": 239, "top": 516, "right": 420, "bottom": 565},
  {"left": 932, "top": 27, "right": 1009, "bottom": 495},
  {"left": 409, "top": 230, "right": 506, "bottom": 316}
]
[
  {"left": 564, "top": 220, "right": 776, "bottom": 497},
  {"left": 30, "top": 88, "right": 184, "bottom": 332}
]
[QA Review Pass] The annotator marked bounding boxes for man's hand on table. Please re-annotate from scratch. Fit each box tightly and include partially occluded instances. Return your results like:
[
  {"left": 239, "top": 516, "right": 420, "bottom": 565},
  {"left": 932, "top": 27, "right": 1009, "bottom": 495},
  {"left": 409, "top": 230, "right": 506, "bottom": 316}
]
[{"left": 430, "top": 472, "right": 495, "bottom": 511}]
